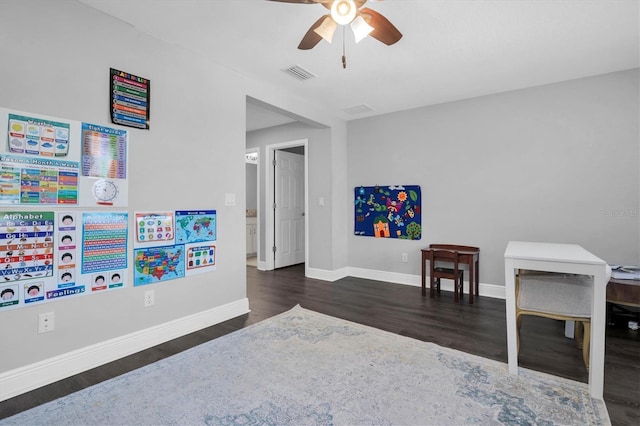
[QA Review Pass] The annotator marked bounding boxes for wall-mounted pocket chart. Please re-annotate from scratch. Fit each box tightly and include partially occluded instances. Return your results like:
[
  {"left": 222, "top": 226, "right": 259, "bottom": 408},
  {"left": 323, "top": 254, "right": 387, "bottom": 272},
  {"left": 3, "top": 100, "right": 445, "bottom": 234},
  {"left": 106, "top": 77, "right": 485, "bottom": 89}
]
[{"left": 354, "top": 185, "right": 422, "bottom": 240}]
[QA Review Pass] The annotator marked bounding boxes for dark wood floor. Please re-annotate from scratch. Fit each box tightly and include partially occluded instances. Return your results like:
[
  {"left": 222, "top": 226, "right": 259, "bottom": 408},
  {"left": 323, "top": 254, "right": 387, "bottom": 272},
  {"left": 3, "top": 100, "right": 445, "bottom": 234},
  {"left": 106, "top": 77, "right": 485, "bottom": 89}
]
[{"left": 1, "top": 264, "right": 638, "bottom": 425}]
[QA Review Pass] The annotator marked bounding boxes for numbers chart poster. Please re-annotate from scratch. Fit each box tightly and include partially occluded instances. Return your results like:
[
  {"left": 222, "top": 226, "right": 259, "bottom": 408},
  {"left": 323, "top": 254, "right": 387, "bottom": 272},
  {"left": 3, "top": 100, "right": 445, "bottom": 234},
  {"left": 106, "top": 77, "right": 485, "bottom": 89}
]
[
  {"left": 354, "top": 185, "right": 422, "bottom": 240},
  {"left": 1, "top": 107, "right": 81, "bottom": 207},
  {"left": 0, "top": 211, "right": 127, "bottom": 311}
]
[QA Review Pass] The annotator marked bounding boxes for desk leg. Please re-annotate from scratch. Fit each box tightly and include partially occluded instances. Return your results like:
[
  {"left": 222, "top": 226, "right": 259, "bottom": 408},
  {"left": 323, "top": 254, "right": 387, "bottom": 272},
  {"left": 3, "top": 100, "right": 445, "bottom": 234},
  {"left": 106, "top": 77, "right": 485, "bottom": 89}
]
[
  {"left": 504, "top": 259, "right": 518, "bottom": 375},
  {"left": 421, "top": 253, "right": 426, "bottom": 297},
  {"left": 475, "top": 258, "right": 480, "bottom": 298},
  {"left": 589, "top": 269, "right": 607, "bottom": 400},
  {"left": 469, "top": 260, "right": 474, "bottom": 304}
]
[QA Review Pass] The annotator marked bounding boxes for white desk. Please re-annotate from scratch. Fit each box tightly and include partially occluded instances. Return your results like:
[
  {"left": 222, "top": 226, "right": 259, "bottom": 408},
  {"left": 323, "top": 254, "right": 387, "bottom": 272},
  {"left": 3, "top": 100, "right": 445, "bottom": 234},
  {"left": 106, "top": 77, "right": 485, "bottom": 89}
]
[{"left": 504, "top": 241, "right": 608, "bottom": 399}]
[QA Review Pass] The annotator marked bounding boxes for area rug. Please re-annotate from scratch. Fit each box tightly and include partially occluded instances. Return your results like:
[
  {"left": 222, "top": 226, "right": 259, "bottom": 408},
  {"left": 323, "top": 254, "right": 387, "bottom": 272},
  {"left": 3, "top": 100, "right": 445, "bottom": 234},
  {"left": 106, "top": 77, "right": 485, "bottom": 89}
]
[{"left": 1, "top": 305, "right": 609, "bottom": 425}]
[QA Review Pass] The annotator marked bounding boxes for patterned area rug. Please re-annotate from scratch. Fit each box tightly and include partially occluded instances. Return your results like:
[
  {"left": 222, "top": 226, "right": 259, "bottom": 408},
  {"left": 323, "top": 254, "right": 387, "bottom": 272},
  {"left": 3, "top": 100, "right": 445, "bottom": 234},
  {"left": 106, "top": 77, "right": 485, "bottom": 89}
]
[{"left": 1, "top": 305, "right": 609, "bottom": 425}]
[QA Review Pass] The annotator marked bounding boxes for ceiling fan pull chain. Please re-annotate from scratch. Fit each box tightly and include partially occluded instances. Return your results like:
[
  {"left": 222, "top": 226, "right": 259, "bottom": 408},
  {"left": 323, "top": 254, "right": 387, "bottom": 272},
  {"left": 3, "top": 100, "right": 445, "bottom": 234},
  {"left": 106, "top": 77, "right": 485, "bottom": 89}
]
[{"left": 342, "top": 26, "right": 347, "bottom": 69}]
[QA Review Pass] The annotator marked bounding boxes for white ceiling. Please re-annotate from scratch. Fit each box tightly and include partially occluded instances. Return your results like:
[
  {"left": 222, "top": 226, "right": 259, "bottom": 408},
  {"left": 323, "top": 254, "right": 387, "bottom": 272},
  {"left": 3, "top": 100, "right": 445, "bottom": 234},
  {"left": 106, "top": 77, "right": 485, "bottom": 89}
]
[{"left": 79, "top": 0, "right": 639, "bottom": 130}]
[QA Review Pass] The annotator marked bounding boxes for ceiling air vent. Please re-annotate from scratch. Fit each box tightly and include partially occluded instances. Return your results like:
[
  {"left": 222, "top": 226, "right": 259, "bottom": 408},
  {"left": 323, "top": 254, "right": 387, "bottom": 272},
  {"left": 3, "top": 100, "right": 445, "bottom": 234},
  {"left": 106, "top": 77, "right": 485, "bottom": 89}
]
[
  {"left": 343, "top": 104, "right": 374, "bottom": 115},
  {"left": 282, "top": 65, "right": 317, "bottom": 81}
]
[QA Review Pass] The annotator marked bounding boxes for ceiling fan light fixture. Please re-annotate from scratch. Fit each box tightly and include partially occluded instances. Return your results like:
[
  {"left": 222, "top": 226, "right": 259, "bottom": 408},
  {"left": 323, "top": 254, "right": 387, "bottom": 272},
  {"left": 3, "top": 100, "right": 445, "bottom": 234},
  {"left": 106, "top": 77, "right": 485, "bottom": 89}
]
[
  {"left": 350, "top": 15, "right": 374, "bottom": 43},
  {"left": 331, "top": 0, "right": 357, "bottom": 25},
  {"left": 313, "top": 16, "right": 338, "bottom": 43}
]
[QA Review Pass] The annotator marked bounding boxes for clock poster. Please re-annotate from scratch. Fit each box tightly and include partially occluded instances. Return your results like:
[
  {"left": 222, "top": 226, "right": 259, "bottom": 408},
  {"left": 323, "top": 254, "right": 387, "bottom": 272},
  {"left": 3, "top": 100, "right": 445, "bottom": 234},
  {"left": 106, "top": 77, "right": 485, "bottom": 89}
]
[{"left": 79, "top": 122, "right": 129, "bottom": 207}]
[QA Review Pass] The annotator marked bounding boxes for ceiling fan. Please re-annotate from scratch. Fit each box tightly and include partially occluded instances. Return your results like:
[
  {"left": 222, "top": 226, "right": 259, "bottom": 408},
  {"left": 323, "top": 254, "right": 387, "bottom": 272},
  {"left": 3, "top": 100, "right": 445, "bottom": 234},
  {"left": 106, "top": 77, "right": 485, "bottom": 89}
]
[{"left": 268, "top": 0, "right": 402, "bottom": 68}]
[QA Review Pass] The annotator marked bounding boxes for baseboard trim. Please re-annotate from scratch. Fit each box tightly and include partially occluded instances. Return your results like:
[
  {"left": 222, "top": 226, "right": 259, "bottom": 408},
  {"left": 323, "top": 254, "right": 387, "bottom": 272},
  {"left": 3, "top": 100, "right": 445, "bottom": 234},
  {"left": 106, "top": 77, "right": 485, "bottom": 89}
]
[
  {"left": 304, "top": 265, "right": 506, "bottom": 299},
  {"left": 306, "top": 266, "right": 349, "bottom": 282},
  {"left": 0, "top": 298, "right": 250, "bottom": 402}
]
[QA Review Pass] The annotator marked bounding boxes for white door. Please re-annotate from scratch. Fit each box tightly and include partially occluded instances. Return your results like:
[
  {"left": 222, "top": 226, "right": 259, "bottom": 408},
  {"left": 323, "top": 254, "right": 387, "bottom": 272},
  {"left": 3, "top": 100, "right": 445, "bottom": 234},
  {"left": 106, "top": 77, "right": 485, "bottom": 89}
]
[{"left": 274, "top": 150, "right": 305, "bottom": 268}]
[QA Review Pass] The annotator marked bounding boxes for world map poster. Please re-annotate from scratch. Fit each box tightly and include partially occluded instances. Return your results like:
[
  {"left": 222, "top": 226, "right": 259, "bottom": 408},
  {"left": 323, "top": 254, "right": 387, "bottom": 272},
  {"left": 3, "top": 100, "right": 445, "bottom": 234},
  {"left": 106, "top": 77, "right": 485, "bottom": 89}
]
[
  {"left": 175, "top": 210, "right": 216, "bottom": 244},
  {"left": 133, "top": 244, "right": 185, "bottom": 286},
  {"left": 354, "top": 185, "right": 422, "bottom": 239}
]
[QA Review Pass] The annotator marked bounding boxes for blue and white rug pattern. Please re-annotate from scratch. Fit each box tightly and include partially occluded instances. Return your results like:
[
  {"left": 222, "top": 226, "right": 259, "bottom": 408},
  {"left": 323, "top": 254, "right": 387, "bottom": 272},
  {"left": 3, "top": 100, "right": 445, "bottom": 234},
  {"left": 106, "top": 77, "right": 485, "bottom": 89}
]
[{"left": 1, "top": 305, "right": 609, "bottom": 425}]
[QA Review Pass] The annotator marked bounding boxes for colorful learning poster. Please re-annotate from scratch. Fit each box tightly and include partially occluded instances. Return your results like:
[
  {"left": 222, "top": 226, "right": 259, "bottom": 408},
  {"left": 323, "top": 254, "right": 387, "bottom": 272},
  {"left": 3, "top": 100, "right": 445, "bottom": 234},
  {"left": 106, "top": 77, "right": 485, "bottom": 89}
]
[
  {"left": 7, "top": 113, "right": 70, "bottom": 157},
  {"left": 110, "top": 68, "right": 150, "bottom": 130},
  {"left": 185, "top": 244, "right": 216, "bottom": 276},
  {"left": 81, "top": 212, "right": 128, "bottom": 274},
  {"left": 175, "top": 210, "right": 216, "bottom": 244},
  {"left": 0, "top": 211, "right": 55, "bottom": 282},
  {"left": 0, "top": 154, "right": 79, "bottom": 205},
  {"left": 134, "top": 211, "right": 175, "bottom": 247},
  {"left": 81, "top": 122, "right": 127, "bottom": 179},
  {"left": 133, "top": 244, "right": 185, "bottom": 286},
  {"left": 354, "top": 185, "right": 422, "bottom": 239}
]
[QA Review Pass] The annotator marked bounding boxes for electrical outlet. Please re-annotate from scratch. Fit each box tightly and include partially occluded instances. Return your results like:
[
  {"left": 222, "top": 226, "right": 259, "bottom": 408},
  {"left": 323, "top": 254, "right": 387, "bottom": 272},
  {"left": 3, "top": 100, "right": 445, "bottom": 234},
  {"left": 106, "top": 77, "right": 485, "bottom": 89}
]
[
  {"left": 401, "top": 253, "right": 408, "bottom": 263},
  {"left": 144, "top": 290, "right": 155, "bottom": 307},
  {"left": 38, "top": 312, "right": 54, "bottom": 334}
]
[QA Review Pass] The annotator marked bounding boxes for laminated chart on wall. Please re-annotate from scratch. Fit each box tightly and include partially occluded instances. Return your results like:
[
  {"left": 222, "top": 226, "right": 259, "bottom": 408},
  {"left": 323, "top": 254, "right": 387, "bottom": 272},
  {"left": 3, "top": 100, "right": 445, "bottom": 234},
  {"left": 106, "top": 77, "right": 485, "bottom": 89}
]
[
  {"left": 0, "top": 211, "right": 127, "bottom": 311},
  {"left": 175, "top": 210, "right": 216, "bottom": 276},
  {"left": 1, "top": 107, "right": 130, "bottom": 208},
  {"left": 354, "top": 185, "right": 422, "bottom": 239},
  {"left": 133, "top": 210, "right": 216, "bottom": 285},
  {"left": 79, "top": 122, "right": 129, "bottom": 207},
  {"left": 1, "top": 107, "right": 81, "bottom": 206},
  {"left": 80, "top": 212, "right": 128, "bottom": 292},
  {"left": 134, "top": 212, "right": 175, "bottom": 248}
]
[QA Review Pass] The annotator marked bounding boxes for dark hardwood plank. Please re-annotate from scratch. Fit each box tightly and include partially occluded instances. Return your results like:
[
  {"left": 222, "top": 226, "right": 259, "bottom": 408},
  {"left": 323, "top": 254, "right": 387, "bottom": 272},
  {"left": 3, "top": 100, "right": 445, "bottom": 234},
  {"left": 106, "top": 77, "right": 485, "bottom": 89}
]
[{"left": 1, "top": 264, "right": 638, "bottom": 425}]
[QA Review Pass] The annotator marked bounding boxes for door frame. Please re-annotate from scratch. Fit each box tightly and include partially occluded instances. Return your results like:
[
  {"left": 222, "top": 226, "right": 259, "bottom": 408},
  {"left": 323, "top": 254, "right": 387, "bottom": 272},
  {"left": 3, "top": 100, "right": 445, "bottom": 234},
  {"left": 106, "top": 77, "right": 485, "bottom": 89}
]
[
  {"left": 264, "top": 139, "right": 309, "bottom": 274},
  {"left": 245, "top": 147, "right": 260, "bottom": 265}
]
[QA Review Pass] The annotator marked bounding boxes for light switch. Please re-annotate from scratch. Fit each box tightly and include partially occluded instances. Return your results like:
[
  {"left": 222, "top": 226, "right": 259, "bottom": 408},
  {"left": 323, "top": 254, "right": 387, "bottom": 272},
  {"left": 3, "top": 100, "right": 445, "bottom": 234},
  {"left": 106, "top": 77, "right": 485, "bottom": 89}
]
[
  {"left": 225, "top": 193, "right": 236, "bottom": 206},
  {"left": 318, "top": 197, "right": 325, "bottom": 207}
]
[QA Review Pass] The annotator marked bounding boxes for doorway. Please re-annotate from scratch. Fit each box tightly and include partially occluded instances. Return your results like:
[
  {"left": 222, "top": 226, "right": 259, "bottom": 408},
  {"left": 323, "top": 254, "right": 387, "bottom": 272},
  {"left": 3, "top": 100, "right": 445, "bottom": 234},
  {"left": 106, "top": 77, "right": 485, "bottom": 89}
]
[
  {"left": 265, "top": 139, "right": 308, "bottom": 273},
  {"left": 245, "top": 148, "right": 259, "bottom": 267}
]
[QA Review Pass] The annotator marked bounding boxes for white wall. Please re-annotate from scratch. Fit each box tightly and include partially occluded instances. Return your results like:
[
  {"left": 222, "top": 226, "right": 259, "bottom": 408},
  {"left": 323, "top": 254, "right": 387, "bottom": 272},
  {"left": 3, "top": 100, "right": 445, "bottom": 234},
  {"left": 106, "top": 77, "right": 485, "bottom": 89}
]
[
  {"left": 347, "top": 69, "right": 640, "bottom": 287},
  {"left": 246, "top": 163, "right": 257, "bottom": 211}
]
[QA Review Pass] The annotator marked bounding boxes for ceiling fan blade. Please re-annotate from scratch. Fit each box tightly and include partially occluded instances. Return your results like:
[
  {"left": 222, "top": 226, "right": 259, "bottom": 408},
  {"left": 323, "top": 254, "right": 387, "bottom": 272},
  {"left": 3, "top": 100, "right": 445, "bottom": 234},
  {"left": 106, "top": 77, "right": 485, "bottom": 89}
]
[
  {"left": 298, "top": 15, "right": 329, "bottom": 50},
  {"left": 267, "top": 0, "right": 326, "bottom": 4},
  {"left": 360, "top": 7, "right": 402, "bottom": 45}
]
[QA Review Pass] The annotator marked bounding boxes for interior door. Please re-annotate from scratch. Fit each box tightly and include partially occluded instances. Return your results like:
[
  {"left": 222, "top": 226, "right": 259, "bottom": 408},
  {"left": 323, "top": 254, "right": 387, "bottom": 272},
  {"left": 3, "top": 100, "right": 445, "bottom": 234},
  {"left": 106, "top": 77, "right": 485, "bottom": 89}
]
[{"left": 274, "top": 149, "right": 305, "bottom": 268}]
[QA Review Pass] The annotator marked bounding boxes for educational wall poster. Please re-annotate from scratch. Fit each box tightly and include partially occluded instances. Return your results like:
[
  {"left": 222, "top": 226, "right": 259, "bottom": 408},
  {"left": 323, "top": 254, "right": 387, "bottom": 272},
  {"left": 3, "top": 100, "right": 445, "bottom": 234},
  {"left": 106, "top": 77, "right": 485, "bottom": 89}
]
[
  {"left": 7, "top": 113, "right": 70, "bottom": 157},
  {"left": 354, "top": 185, "right": 422, "bottom": 240},
  {"left": 81, "top": 212, "right": 128, "bottom": 274},
  {"left": 1, "top": 107, "right": 130, "bottom": 208},
  {"left": 0, "top": 210, "right": 127, "bottom": 311},
  {"left": 110, "top": 68, "right": 150, "bottom": 130},
  {"left": 175, "top": 210, "right": 216, "bottom": 244},
  {"left": 79, "top": 122, "right": 129, "bottom": 207},
  {"left": 134, "top": 211, "right": 175, "bottom": 248},
  {"left": 0, "top": 154, "right": 79, "bottom": 205},
  {"left": 185, "top": 243, "right": 216, "bottom": 276},
  {"left": 134, "top": 244, "right": 185, "bottom": 286}
]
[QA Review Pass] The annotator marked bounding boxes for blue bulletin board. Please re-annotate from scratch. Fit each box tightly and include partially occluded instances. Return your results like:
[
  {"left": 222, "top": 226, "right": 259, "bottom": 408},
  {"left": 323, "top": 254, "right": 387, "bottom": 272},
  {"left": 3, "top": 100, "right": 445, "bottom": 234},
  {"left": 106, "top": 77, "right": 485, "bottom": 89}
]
[{"left": 354, "top": 185, "right": 422, "bottom": 239}]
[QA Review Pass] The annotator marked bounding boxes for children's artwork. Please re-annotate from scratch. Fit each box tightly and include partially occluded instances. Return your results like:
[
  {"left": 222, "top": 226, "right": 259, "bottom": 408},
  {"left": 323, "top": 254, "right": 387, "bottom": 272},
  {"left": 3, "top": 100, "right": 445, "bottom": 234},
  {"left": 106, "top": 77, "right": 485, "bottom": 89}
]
[{"left": 354, "top": 185, "right": 422, "bottom": 239}]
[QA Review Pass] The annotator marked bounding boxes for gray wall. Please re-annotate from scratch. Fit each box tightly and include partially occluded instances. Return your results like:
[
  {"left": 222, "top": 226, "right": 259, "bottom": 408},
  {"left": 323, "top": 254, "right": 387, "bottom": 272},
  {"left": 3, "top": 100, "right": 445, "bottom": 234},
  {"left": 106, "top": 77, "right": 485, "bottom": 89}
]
[
  {"left": 246, "top": 123, "right": 334, "bottom": 270},
  {"left": 0, "top": 0, "right": 244, "bottom": 372},
  {"left": 347, "top": 69, "right": 640, "bottom": 287}
]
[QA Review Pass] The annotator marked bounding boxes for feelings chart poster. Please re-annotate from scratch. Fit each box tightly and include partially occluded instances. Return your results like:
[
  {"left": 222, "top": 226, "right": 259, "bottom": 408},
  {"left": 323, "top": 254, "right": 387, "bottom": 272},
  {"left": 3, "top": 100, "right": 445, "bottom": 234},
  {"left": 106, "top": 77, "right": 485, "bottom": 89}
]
[{"left": 354, "top": 185, "right": 422, "bottom": 240}]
